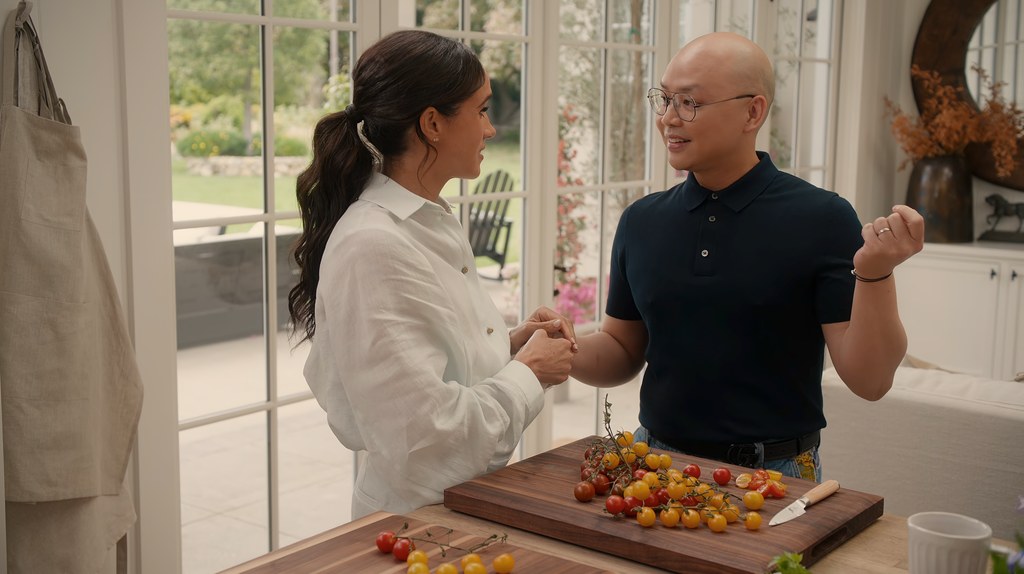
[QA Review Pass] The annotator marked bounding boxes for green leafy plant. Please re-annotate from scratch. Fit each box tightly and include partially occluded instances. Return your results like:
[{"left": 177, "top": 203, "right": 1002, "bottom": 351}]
[
  {"left": 176, "top": 129, "right": 248, "bottom": 157},
  {"left": 768, "top": 551, "right": 812, "bottom": 574}
]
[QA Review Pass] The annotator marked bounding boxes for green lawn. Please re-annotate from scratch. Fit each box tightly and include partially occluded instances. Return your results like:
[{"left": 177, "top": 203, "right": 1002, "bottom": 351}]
[{"left": 172, "top": 139, "right": 524, "bottom": 267}]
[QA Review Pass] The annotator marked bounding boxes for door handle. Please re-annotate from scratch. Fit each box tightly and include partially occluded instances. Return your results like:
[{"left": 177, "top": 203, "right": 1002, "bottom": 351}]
[
  {"left": 1013, "top": 270, "right": 1019, "bottom": 281},
  {"left": 990, "top": 268, "right": 998, "bottom": 280}
]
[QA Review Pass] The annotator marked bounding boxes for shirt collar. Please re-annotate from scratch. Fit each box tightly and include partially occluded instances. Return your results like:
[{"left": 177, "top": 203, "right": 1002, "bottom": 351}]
[
  {"left": 680, "top": 151, "right": 778, "bottom": 212},
  {"left": 359, "top": 172, "right": 454, "bottom": 220}
]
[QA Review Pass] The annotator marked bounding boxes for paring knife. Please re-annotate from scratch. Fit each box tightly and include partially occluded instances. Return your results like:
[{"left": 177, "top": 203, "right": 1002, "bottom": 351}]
[{"left": 768, "top": 479, "right": 840, "bottom": 526}]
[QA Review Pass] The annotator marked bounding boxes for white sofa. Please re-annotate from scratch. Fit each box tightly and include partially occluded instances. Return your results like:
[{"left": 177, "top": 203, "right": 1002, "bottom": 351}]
[{"left": 820, "top": 366, "right": 1024, "bottom": 540}]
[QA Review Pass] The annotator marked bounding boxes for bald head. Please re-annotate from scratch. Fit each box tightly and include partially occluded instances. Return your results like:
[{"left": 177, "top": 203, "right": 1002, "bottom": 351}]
[{"left": 670, "top": 32, "right": 775, "bottom": 109}]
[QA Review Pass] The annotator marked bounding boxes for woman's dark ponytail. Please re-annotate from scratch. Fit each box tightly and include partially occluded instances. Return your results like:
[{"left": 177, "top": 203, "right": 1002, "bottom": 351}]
[{"left": 288, "top": 108, "right": 373, "bottom": 343}]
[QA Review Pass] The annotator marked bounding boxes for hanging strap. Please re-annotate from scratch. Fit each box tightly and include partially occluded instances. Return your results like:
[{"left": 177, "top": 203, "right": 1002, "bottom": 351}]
[{"left": 1, "top": 1, "right": 70, "bottom": 124}]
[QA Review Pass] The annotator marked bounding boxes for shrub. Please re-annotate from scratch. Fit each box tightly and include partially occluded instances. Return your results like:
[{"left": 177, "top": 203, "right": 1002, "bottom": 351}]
[
  {"left": 250, "top": 134, "right": 309, "bottom": 157},
  {"left": 176, "top": 129, "right": 248, "bottom": 157}
]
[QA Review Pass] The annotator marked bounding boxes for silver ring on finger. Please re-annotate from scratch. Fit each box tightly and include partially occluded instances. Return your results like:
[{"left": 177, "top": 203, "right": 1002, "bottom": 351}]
[{"left": 877, "top": 227, "right": 892, "bottom": 237}]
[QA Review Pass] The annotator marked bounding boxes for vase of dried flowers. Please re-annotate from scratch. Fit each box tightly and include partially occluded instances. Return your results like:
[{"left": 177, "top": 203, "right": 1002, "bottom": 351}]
[
  {"left": 905, "top": 155, "right": 973, "bottom": 242},
  {"left": 886, "top": 65, "right": 1024, "bottom": 243}
]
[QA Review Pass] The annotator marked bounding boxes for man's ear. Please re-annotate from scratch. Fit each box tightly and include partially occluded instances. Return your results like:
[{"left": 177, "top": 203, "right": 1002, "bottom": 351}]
[
  {"left": 420, "top": 106, "right": 442, "bottom": 142},
  {"left": 744, "top": 95, "right": 770, "bottom": 133}
]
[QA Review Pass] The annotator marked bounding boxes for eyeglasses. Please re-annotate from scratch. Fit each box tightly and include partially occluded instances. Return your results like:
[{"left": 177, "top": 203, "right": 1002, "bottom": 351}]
[{"left": 647, "top": 88, "right": 756, "bottom": 122}]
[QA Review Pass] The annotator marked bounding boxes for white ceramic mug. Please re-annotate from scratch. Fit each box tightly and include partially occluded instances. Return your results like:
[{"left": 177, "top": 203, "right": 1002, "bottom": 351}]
[{"left": 907, "top": 511, "right": 993, "bottom": 574}]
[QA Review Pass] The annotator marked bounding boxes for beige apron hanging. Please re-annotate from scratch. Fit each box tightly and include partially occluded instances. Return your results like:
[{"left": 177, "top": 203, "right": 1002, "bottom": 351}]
[{"left": 0, "top": 2, "right": 144, "bottom": 571}]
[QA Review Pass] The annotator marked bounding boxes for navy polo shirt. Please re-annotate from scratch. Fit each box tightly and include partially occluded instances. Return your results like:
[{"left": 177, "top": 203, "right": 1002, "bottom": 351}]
[{"left": 606, "top": 152, "right": 863, "bottom": 445}]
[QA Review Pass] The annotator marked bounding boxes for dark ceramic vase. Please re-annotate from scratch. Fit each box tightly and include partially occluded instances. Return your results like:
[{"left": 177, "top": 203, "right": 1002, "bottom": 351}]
[{"left": 905, "top": 155, "right": 974, "bottom": 243}]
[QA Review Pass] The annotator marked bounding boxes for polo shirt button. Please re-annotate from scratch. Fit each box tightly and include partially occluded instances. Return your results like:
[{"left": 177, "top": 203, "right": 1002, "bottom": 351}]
[
  {"left": 711, "top": 193, "right": 719, "bottom": 200},
  {"left": 461, "top": 266, "right": 469, "bottom": 274},
  {"left": 486, "top": 327, "right": 494, "bottom": 335},
  {"left": 708, "top": 215, "right": 716, "bottom": 222},
  {"left": 701, "top": 249, "right": 709, "bottom": 257}
]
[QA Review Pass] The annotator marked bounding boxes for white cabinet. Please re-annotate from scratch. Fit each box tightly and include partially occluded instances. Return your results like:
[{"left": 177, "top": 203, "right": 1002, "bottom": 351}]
[{"left": 894, "top": 243, "right": 1024, "bottom": 380}]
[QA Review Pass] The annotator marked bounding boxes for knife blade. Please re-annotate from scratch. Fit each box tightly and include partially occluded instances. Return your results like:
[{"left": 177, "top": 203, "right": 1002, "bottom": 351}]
[{"left": 768, "top": 479, "right": 840, "bottom": 526}]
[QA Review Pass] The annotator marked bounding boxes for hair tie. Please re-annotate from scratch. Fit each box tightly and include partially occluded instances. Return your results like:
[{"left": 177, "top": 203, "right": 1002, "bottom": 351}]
[{"left": 344, "top": 104, "right": 363, "bottom": 124}]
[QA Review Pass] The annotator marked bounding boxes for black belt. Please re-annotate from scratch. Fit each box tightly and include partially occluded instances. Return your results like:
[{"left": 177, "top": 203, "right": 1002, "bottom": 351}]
[{"left": 655, "top": 430, "right": 821, "bottom": 468}]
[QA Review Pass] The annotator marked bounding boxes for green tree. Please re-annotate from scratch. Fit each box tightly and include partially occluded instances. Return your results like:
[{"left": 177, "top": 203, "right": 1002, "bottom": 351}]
[{"left": 168, "top": 0, "right": 327, "bottom": 152}]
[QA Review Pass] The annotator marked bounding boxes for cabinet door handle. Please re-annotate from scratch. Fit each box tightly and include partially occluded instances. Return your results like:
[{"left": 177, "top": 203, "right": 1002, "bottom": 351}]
[
  {"left": 1013, "top": 270, "right": 1019, "bottom": 281},
  {"left": 990, "top": 268, "right": 998, "bottom": 280}
]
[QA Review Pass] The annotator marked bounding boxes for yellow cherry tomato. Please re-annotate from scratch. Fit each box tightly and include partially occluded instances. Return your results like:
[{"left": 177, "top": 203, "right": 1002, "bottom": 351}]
[
  {"left": 622, "top": 484, "right": 636, "bottom": 499},
  {"left": 644, "top": 453, "right": 661, "bottom": 470},
  {"left": 461, "top": 553, "right": 483, "bottom": 570},
  {"left": 743, "top": 490, "right": 765, "bottom": 510},
  {"left": 721, "top": 502, "right": 740, "bottom": 523},
  {"left": 493, "top": 553, "right": 516, "bottom": 574},
  {"left": 682, "top": 509, "right": 702, "bottom": 529},
  {"left": 435, "top": 565, "right": 458, "bottom": 574},
  {"left": 631, "top": 481, "right": 651, "bottom": 501},
  {"left": 623, "top": 449, "right": 638, "bottom": 465},
  {"left": 735, "top": 472, "right": 753, "bottom": 489},
  {"left": 695, "top": 483, "right": 713, "bottom": 499},
  {"left": 666, "top": 481, "right": 686, "bottom": 500},
  {"left": 463, "top": 563, "right": 488, "bottom": 574},
  {"left": 659, "top": 453, "right": 673, "bottom": 469},
  {"left": 745, "top": 511, "right": 763, "bottom": 530},
  {"left": 766, "top": 469, "right": 784, "bottom": 481},
  {"left": 632, "top": 441, "right": 650, "bottom": 457},
  {"left": 659, "top": 508, "right": 680, "bottom": 528},
  {"left": 637, "top": 506, "right": 657, "bottom": 527},
  {"left": 406, "top": 550, "right": 429, "bottom": 565},
  {"left": 642, "top": 471, "right": 660, "bottom": 488},
  {"left": 602, "top": 452, "right": 620, "bottom": 470},
  {"left": 616, "top": 431, "right": 634, "bottom": 447},
  {"left": 406, "top": 563, "right": 429, "bottom": 574},
  {"left": 667, "top": 469, "right": 684, "bottom": 483},
  {"left": 709, "top": 493, "right": 725, "bottom": 509},
  {"left": 708, "top": 513, "right": 728, "bottom": 532}
]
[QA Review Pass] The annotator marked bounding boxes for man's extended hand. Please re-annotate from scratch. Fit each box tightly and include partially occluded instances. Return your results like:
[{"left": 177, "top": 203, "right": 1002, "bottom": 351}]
[{"left": 852, "top": 204, "right": 925, "bottom": 279}]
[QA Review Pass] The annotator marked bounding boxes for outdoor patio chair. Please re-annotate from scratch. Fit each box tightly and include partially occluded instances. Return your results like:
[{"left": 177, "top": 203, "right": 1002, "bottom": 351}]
[{"left": 468, "top": 169, "right": 515, "bottom": 280}]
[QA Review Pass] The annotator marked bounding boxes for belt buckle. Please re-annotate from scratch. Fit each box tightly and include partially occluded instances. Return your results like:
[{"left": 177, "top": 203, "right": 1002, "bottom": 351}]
[{"left": 725, "top": 443, "right": 759, "bottom": 468}]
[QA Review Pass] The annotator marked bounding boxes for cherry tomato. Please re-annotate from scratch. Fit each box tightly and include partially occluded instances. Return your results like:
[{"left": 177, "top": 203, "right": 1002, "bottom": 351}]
[
  {"left": 601, "top": 452, "right": 620, "bottom": 470},
  {"left": 623, "top": 496, "right": 643, "bottom": 517},
  {"left": 745, "top": 511, "right": 763, "bottom": 530},
  {"left": 406, "top": 550, "right": 429, "bottom": 565},
  {"left": 682, "top": 463, "right": 701, "bottom": 479},
  {"left": 682, "top": 508, "right": 702, "bottom": 529},
  {"left": 632, "top": 468, "right": 647, "bottom": 481},
  {"left": 407, "top": 563, "right": 429, "bottom": 574},
  {"left": 735, "top": 472, "right": 753, "bottom": 489},
  {"left": 766, "top": 469, "right": 784, "bottom": 481},
  {"left": 435, "top": 564, "right": 458, "bottom": 574},
  {"left": 493, "top": 553, "right": 516, "bottom": 574},
  {"left": 592, "top": 473, "right": 611, "bottom": 495},
  {"left": 636, "top": 506, "right": 657, "bottom": 527},
  {"left": 707, "top": 513, "right": 728, "bottom": 532},
  {"left": 712, "top": 467, "right": 732, "bottom": 486},
  {"left": 461, "top": 554, "right": 483, "bottom": 570},
  {"left": 392, "top": 538, "right": 414, "bottom": 562},
  {"left": 679, "top": 495, "right": 699, "bottom": 507},
  {"left": 642, "top": 471, "right": 660, "bottom": 488},
  {"left": 643, "top": 494, "right": 660, "bottom": 508},
  {"left": 656, "top": 487, "right": 672, "bottom": 506},
  {"left": 658, "top": 453, "right": 673, "bottom": 469},
  {"left": 666, "top": 481, "right": 686, "bottom": 500},
  {"left": 644, "top": 453, "right": 661, "bottom": 470},
  {"left": 631, "top": 481, "right": 651, "bottom": 501},
  {"left": 721, "top": 502, "right": 740, "bottom": 523},
  {"left": 616, "top": 431, "right": 634, "bottom": 447},
  {"left": 660, "top": 508, "right": 680, "bottom": 528},
  {"left": 743, "top": 490, "right": 765, "bottom": 510},
  {"left": 375, "top": 530, "right": 396, "bottom": 553},
  {"left": 632, "top": 441, "right": 650, "bottom": 457},
  {"left": 605, "top": 495, "right": 626, "bottom": 515},
  {"left": 573, "top": 480, "right": 596, "bottom": 502},
  {"left": 708, "top": 493, "right": 725, "bottom": 509},
  {"left": 623, "top": 449, "right": 638, "bottom": 465},
  {"left": 581, "top": 466, "right": 599, "bottom": 481},
  {"left": 463, "top": 563, "right": 487, "bottom": 574}
]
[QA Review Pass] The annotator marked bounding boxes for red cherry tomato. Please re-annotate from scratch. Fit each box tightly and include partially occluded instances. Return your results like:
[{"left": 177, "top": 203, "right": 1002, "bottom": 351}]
[
  {"left": 682, "top": 464, "right": 701, "bottom": 479},
  {"left": 592, "top": 473, "right": 611, "bottom": 495},
  {"left": 656, "top": 487, "right": 672, "bottom": 505},
  {"left": 622, "top": 496, "right": 643, "bottom": 517},
  {"left": 573, "top": 480, "right": 596, "bottom": 502},
  {"left": 605, "top": 494, "right": 626, "bottom": 515},
  {"left": 392, "top": 538, "right": 414, "bottom": 562},
  {"left": 643, "top": 494, "right": 660, "bottom": 508},
  {"left": 712, "top": 467, "right": 732, "bottom": 486},
  {"left": 633, "top": 468, "right": 648, "bottom": 481},
  {"left": 375, "top": 530, "right": 396, "bottom": 553}
]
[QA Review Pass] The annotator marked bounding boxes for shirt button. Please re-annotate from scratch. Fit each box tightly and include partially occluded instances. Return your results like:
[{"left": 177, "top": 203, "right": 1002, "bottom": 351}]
[
  {"left": 461, "top": 266, "right": 469, "bottom": 274},
  {"left": 711, "top": 193, "right": 719, "bottom": 200},
  {"left": 701, "top": 249, "right": 709, "bottom": 257},
  {"left": 486, "top": 327, "right": 494, "bottom": 335},
  {"left": 708, "top": 215, "right": 716, "bottom": 222}
]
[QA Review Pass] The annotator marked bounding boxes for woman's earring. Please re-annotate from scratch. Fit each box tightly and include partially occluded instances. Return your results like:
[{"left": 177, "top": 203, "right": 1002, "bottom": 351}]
[{"left": 432, "top": 137, "right": 439, "bottom": 143}]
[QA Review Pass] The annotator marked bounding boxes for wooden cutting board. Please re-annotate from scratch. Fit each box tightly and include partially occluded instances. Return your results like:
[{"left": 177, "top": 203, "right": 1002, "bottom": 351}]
[
  {"left": 445, "top": 436, "right": 884, "bottom": 574},
  {"left": 222, "top": 512, "right": 614, "bottom": 573}
]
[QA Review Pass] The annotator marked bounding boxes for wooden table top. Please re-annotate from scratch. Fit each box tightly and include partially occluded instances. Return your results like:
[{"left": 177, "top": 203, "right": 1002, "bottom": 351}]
[{"left": 223, "top": 505, "right": 1018, "bottom": 574}]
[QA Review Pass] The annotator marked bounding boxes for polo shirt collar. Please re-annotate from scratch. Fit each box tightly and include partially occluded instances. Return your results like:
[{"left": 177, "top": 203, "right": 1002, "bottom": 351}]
[
  {"left": 680, "top": 151, "right": 778, "bottom": 212},
  {"left": 359, "top": 172, "right": 454, "bottom": 220}
]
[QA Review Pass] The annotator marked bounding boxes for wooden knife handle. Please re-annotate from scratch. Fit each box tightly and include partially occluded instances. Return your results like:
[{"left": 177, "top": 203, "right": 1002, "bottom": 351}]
[{"left": 803, "top": 479, "right": 840, "bottom": 506}]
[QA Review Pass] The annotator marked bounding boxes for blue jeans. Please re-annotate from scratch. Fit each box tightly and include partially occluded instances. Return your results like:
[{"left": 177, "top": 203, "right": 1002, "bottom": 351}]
[{"left": 633, "top": 426, "right": 822, "bottom": 482}]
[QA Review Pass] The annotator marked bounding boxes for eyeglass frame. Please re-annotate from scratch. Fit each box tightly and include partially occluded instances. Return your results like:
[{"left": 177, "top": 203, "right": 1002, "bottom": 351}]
[{"left": 647, "top": 87, "right": 757, "bottom": 122}]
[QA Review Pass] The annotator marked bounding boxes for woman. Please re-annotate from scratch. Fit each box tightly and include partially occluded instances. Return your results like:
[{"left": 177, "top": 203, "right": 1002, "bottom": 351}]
[{"left": 288, "top": 30, "right": 577, "bottom": 519}]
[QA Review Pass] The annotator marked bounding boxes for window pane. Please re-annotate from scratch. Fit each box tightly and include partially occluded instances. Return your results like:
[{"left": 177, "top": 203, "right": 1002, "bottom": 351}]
[
  {"left": 555, "top": 191, "right": 600, "bottom": 326},
  {"left": 607, "top": 48, "right": 650, "bottom": 182},
  {"left": 469, "top": 196, "right": 523, "bottom": 326},
  {"left": 169, "top": 0, "right": 260, "bottom": 14},
  {"left": 475, "top": 39, "right": 523, "bottom": 182},
  {"left": 773, "top": 0, "right": 803, "bottom": 59},
  {"left": 180, "top": 414, "right": 268, "bottom": 573},
  {"left": 278, "top": 400, "right": 352, "bottom": 543},
  {"left": 609, "top": 0, "right": 652, "bottom": 45},
  {"left": 275, "top": 0, "right": 352, "bottom": 21},
  {"left": 770, "top": 59, "right": 798, "bottom": 170},
  {"left": 795, "top": 62, "right": 832, "bottom": 170},
  {"left": 678, "top": 0, "right": 754, "bottom": 46},
  {"left": 471, "top": 0, "right": 523, "bottom": 34},
  {"left": 560, "top": 0, "right": 604, "bottom": 42},
  {"left": 559, "top": 46, "right": 601, "bottom": 187},
  {"left": 416, "top": 0, "right": 461, "bottom": 29},
  {"left": 169, "top": 19, "right": 265, "bottom": 214}
]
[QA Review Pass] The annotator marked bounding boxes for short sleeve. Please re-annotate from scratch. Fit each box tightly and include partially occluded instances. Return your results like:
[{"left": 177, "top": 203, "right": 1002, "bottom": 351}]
[
  {"left": 605, "top": 204, "right": 642, "bottom": 320},
  {"left": 815, "top": 194, "right": 863, "bottom": 324}
]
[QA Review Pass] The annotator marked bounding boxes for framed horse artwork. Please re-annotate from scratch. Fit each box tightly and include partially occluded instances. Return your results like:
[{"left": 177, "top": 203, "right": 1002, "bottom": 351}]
[{"left": 979, "top": 193, "right": 1024, "bottom": 243}]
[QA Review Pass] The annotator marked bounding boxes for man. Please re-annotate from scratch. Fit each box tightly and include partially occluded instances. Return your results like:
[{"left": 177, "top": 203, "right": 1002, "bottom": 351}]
[{"left": 570, "top": 32, "right": 923, "bottom": 481}]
